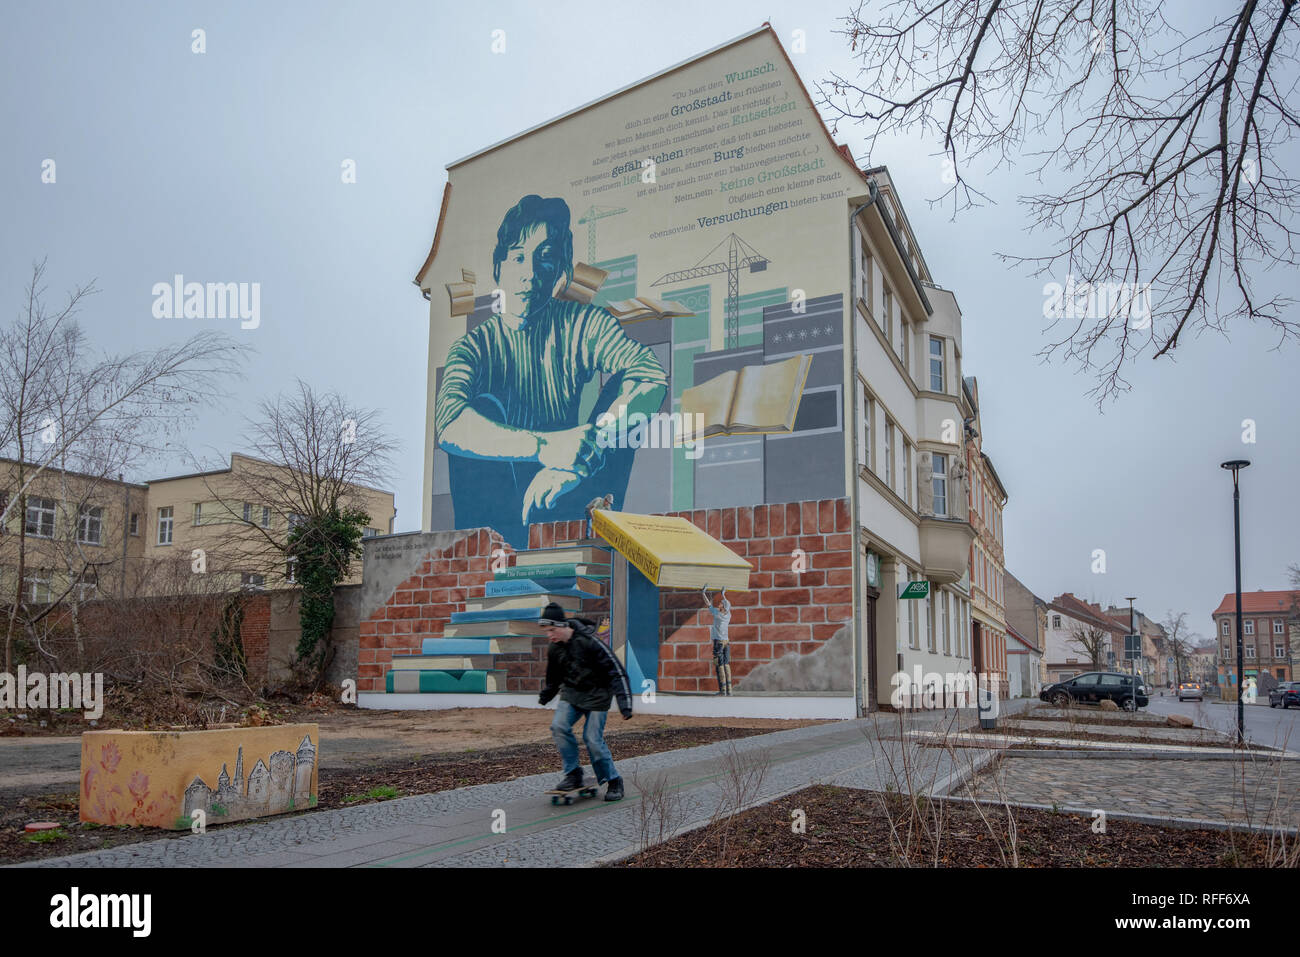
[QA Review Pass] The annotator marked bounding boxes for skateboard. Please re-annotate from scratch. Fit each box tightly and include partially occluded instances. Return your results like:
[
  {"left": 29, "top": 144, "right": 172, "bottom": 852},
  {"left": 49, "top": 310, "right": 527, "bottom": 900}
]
[{"left": 546, "top": 784, "right": 599, "bottom": 806}]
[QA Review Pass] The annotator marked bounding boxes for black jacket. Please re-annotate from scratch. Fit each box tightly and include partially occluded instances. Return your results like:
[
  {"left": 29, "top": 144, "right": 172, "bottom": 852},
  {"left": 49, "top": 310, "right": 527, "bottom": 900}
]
[{"left": 538, "top": 617, "right": 633, "bottom": 717}]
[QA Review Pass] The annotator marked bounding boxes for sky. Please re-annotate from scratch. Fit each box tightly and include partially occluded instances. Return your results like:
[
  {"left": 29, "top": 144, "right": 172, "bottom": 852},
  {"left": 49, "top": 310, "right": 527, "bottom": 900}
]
[{"left": 3, "top": 0, "right": 1296, "bottom": 643}]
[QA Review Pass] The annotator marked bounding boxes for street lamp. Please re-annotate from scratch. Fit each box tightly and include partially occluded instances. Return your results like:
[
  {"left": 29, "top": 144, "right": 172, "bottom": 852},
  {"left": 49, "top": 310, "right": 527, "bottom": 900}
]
[
  {"left": 1221, "top": 459, "right": 1251, "bottom": 746},
  {"left": 1125, "top": 596, "right": 1138, "bottom": 712}
]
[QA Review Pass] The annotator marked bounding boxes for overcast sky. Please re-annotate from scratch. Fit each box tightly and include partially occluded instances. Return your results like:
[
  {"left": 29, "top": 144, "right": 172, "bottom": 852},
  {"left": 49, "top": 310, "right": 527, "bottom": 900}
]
[{"left": 3, "top": 0, "right": 1296, "bottom": 642}]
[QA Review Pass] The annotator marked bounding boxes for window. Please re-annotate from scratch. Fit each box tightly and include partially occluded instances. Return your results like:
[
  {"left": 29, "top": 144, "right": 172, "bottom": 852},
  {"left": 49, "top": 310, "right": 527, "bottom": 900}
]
[
  {"left": 241, "top": 572, "right": 265, "bottom": 591},
  {"left": 932, "top": 453, "right": 948, "bottom": 516},
  {"left": 1244, "top": 620, "right": 1255, "bottom": 636},
  {"left": 926, "top": 591, "right": 936, "bottom": 652},
  {"left": 1221, "top": 619, "right": 1230, "bottom": 636},
  {"left": 129, "top": 513, "right": 139, "bottom": 536},
  {"left": 882, "top": 285, "right": 893, "bottom": 346},
  {"left": 286, "top": 557, "right": 298, "bottom": 583},
  {"left": 157, "top": 506, "right": 173, "bottom": 545},
  {"left": 856, "top": 382, "right": 867, "bottom": 468},
  {"left": 1274, "top": 619, "right": 1285, "bottom": 635},
  {"left": 1246, "top": 645, "right": 1255, "bottom": 659},
  {"left": 0, "top": 491, "right": 7, "bottom": 533},
  {"left": 288, "top": 513, "right": 306, "bottom": 533},
  {"left": 362, "top": 527, "right": 379, "bottom": 538},
  {"left": 929, "top": 337, "right": 945, "bottom": 392},
  {"left": 883, "top": 419, "right": 895, "bottom": 490},
  {"left": 25, "top": 497, "right": 55, "bottom": 539},
  {"left": 857, "top": 240, "right": 872, "bottom": 306},
  {"left": 75, "top": 568, "right": 97, "bottom": 601},
  {"left": 862, "top": 389, "right": 874, "bottom": 470},
  {"left": 941, "top": 591, "right": 950, "bottom": 654},
  {"left": 902, "top": 443, "right": 912, "bottom": 506},
  {"left": 1053, "top": 615, "right": 1062, "bottom": 629},
  {"left": 1276, "top": 644, "right": 1286, "bottom": 659},
  {"left": 895, "top": 313, "right": 908, "bottom": 368},
  {"left": 261, "top": 505, "right": 271, "bottom": 528},
  {"left": 243, "top": 502, "right": 253, "bottom": 523},
  {"left": 908, "top": 574, "right": 919, "bottom": 649},
  {"left": 193, "top": 503, "right": 205, "bottom": 526},
  {"left": 24, "top": 568, "right": 52, "bottom": 603},
  {"left": 76, "top": 506, "right": 102, "bottom": 545}
]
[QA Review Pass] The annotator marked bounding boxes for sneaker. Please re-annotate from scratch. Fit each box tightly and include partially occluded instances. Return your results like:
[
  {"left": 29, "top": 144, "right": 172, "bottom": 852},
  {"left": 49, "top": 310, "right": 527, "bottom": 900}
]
[
  {"left": 604, "top": 777, "right": 624, "bottom": 802},
  {"left": 555, "top": 768, "right": 584, "bottom": 791}
]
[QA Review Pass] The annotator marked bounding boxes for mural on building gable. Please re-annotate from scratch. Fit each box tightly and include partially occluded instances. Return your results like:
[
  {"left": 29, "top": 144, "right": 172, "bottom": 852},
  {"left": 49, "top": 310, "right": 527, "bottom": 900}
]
[{"left": 425, "top": 36, "right": 861, "bottom": 549}]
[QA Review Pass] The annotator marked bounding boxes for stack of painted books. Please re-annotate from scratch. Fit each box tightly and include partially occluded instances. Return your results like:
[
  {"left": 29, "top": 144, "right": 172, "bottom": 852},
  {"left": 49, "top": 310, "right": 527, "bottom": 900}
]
[{"left": 384, "top": 543, "right": 611, "bottom": 694}]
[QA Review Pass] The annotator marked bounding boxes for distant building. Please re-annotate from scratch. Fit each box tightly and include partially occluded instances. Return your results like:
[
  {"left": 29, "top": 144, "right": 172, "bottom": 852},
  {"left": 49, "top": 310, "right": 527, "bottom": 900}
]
[
  {"left": 1, "top": 453, "right": 395, "bottom": 600},
  {"left": 1044, "top": 593, "right": 1130, "bottom": 683},
  {"left": 1212, "top": 589, "right": 1300, "bottom": 691}
]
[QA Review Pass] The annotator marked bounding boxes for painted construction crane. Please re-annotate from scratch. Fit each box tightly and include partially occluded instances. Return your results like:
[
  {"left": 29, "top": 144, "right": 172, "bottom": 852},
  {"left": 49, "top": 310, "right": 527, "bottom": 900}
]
[
  {"left": 651, "top": 233, "right": 770, "bottom": 349},
  {"left": 576, "top": 204, "right": 627, "bottom": 264}
]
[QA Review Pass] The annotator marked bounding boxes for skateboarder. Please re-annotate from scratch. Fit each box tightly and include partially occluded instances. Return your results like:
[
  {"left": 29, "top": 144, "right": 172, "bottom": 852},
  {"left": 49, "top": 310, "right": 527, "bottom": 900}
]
[
  {"left": 702, "top": 587, "right": 732, "bottom": 696},
  {"left": 537, "top": 603, "right": 632, "bottom": 801}
]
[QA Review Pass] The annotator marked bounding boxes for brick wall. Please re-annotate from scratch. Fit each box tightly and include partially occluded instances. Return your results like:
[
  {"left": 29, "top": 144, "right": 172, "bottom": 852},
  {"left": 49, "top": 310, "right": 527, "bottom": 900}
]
[
  {"left": 654, "top": 499, "right": 852, "bottom": 692},
  {"left": 362, "top": 498, "right": 851, "bottom": 696},
  {"left": 239, "top": 593, "right": 271, "bottom": 687}
]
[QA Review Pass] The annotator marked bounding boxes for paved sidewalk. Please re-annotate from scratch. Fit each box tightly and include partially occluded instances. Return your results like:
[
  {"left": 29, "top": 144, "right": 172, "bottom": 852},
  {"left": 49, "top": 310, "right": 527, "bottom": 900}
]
[
  {"left": 14, "top": 707, "right": 1005, "bottom": 869},
  {"left": 968, "top": 754, "right": 1300, "bottom": 828}
]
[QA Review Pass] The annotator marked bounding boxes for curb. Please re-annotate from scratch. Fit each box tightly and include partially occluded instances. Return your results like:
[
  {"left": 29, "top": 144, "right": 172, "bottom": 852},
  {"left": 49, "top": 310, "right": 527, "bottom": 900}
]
[{"left": 1000, "top": 748, "right": 1294, "bottom": 761}]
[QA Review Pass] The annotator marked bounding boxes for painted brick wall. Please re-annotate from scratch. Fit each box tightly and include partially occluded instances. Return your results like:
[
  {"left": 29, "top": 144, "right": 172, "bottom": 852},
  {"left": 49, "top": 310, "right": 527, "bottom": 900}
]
[
  {"left": 362, "top": 499, "right": 850, "bottom": 696},
  {"left": 654, "top": 499, "right": 852, "bottom": 692},
  {"left": 356, "top": 528, "right": 612, "bottom": 694}
]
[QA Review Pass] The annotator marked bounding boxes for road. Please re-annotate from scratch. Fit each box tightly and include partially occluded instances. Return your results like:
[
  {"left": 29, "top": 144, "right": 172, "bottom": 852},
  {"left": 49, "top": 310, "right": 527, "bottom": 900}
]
[{"left": 1143, "top": 691, "right": 1300, "bottom": 752}]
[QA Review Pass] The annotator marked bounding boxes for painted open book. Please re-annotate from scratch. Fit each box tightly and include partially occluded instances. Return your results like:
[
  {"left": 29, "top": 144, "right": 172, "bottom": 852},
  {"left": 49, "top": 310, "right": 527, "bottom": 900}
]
[
  {"left": 592, "top": 509, "right": 751, "bottom": 590},
  {"left": 679, "top": 353, "right": 812, "bottom": 438}
]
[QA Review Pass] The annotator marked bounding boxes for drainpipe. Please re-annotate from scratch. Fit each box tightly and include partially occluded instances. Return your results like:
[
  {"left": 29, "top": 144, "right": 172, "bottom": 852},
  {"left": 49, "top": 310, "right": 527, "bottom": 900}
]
[{"left": 849, "top": 182, "right": 884, "bottom": 717}]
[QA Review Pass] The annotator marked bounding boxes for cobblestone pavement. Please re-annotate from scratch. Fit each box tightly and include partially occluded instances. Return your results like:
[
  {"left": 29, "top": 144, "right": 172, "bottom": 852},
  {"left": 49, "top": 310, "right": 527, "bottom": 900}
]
[
  {"left": 13, "top": 704, "right": 1025, "bottom": 869},
  {"left": 965, "top": 755, "right": 1300, "bottom": 827}
]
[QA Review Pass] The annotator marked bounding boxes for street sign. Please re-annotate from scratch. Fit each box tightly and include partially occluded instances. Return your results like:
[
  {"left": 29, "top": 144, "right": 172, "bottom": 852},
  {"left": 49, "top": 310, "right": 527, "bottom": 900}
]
[
  {"left": 898, "top": 580, "right": 930, "bottom": 600},
  {"left": 1125, "top": 635, "right": 1140, "bottom": 654}
]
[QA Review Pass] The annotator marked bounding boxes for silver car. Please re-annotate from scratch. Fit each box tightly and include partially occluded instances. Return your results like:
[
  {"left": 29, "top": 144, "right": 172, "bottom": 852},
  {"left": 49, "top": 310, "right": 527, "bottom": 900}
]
[{"left": 1177, "top": 682, "right": 1203, "bottom": 702}]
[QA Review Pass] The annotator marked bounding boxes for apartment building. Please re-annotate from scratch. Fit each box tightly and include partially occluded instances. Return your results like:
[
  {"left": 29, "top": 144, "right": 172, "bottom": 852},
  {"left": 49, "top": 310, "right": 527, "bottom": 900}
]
[
  {"left": 1212, "top": 589, "right": 1300, "bottom": 688},
  {"left": 1004, "top": 570, "right": 1049, "bottom": 690},
  {"left": 1103, "top": 605, "right": 1169, "bottom": 686},
  {"left": 412, "top": 24, "right": 999, "bottom": 713},
  {"left": 0, "top": 454, "right": 395, "bottom": 601},
  {"left": 962, "top": 377, "right": 1009, "bottom": 696},
  {"left": 1043, "top": 592, "right": 1130, "bottom": 682}
]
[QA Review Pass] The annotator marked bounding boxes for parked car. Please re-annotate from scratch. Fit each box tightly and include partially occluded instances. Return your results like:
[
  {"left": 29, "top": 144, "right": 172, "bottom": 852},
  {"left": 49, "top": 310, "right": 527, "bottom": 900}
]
[
  {"left": 1268, "top": 681, "right": 1300, "bottom": 709},
  {"left": 1177, "top": 682, "right": 1203, "bottom": 702},
  {"left": 1040, "top": 672, "right": 1149, "bottom": 710}
]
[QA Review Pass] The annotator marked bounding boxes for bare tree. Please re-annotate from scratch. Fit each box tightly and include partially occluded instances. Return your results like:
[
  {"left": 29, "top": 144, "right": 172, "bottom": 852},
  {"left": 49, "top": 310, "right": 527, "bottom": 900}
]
[
  {"left": 0, "top": 260, "right": 248, "bottom": 674},
  {"left": 191, "top": 380, "right": 398, "bottom": 685},
  {"left": 1161, "top": 610, "right": 1198, "bottom": 684},
  {"left": 1067, "top": 623, "right": 1110, "bottom": 670},
  {"left": 822, "top": 1, "right": 1300, "bottom": 399}
]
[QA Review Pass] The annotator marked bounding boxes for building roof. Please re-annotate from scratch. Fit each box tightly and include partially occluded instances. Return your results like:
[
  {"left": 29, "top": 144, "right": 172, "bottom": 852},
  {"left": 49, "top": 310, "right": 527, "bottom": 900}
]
[
  {"left": 1006, "top": 624, "right": 1040, "bottom": 654},
  {"left": 415, "top": 23, "right": 881, "bottom": 291},
  {"left": 1212, "top": 590, "right": 1300, "bottom": 616},
  {"left": 1049, "top": 593, "right": 1129, "bottom": 635}
]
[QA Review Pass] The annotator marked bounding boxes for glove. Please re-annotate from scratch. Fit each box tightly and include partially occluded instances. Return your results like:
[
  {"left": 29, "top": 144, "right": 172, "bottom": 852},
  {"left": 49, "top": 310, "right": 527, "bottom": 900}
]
[{"left": 539, "top": 689, "right": 555, "bottom": 706}]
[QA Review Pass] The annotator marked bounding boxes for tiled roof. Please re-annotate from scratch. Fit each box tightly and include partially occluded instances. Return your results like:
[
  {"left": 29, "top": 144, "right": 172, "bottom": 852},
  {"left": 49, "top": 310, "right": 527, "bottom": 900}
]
[{"left": 1212, "top": 590, "right": 1300, "bottom": 616}]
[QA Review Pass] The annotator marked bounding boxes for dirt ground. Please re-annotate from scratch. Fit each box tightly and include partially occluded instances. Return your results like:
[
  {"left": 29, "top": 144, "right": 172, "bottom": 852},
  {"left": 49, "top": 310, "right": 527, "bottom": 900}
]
[
  {"left": 0, "top": 708, "right": 829, "bottom": 865},
  {"left": 615, "top": 785, "right": 1276, "bottom": 867},
  {"left": 314, "top": 707, "right": 828, "bottom": 766}
]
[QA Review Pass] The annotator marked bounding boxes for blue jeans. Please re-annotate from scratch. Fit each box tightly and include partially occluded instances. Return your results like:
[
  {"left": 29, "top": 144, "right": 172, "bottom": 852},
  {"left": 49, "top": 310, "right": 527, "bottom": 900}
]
[{"left": 551, "top": 700, "right": 618, "bottom": 783}]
